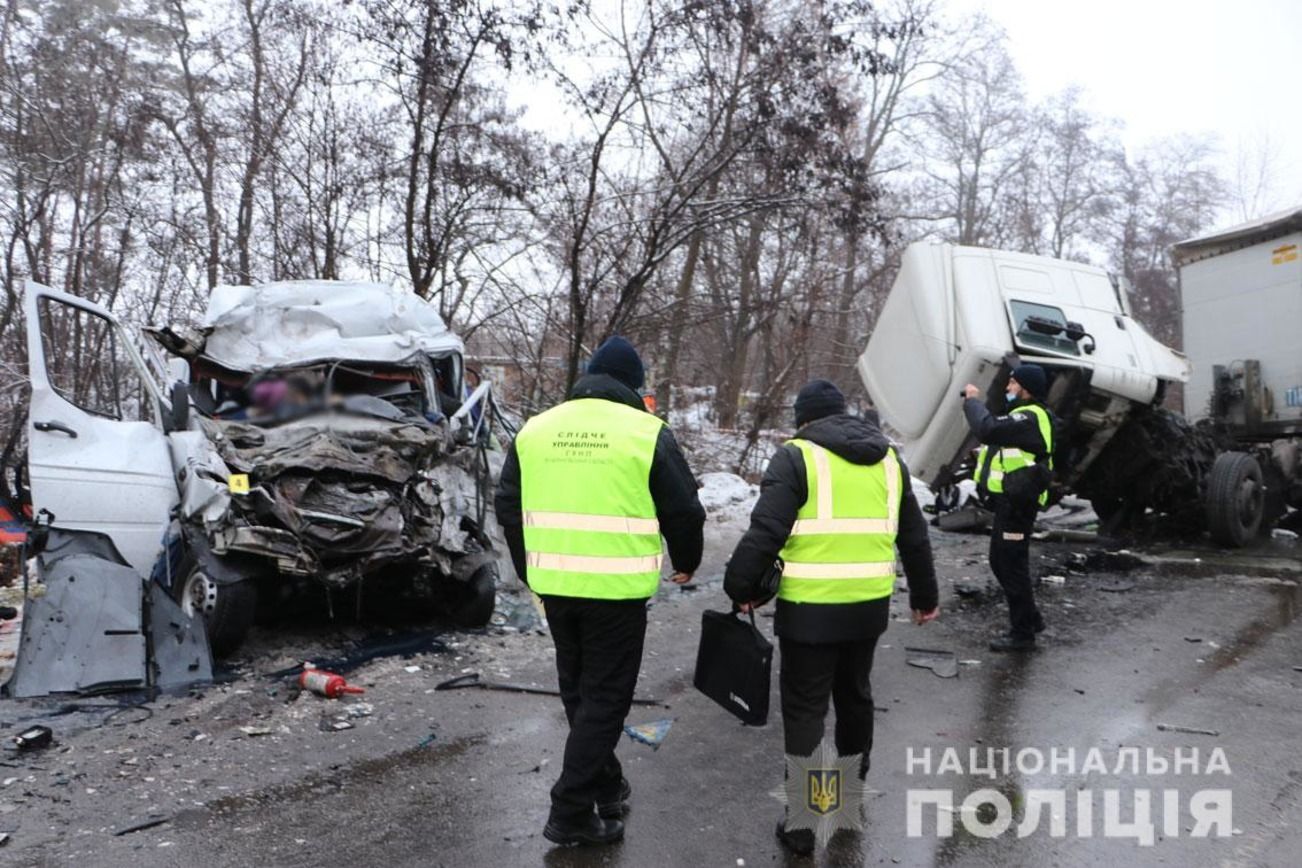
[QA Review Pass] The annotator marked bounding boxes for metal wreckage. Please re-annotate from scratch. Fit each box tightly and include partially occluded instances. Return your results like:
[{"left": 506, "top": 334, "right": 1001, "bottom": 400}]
[{"left": 5, "top": 280, "right": 500, "bottom": 697}]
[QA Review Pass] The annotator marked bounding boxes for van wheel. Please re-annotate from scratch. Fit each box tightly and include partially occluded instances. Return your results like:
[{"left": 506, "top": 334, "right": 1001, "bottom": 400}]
[
  {"left": 447, "top": 562, "right": 497, "bottom": 628},
  {"left": 1206, "top": 452, "right": 1264, "bottom": 547},
  {"left": 175, "top": 565, "right": 258, "bottom": 657}
]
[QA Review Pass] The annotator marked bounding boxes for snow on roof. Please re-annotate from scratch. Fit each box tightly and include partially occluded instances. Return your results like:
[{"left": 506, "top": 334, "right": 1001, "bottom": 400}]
[
  {"left": 200, "top": 280, "right": 463, "bottom": 371},
  {"left": 1172, "top": 205, "right": 1302, "bottom": 265}
]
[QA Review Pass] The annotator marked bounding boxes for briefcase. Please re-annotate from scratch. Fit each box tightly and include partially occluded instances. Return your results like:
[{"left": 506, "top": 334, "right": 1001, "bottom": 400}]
[{"left": 693, "top": 608, "right": 773, "bottom": 726}]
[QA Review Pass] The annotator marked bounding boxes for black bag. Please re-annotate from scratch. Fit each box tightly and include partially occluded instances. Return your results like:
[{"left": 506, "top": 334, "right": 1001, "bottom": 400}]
[{"left": 693, "top": 607, "right": 773, "bottom": 726}]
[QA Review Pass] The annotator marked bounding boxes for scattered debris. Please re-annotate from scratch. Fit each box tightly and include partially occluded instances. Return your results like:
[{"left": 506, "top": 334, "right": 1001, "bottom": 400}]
[
  {"left": 1040, "top": 574, "right": 1066, "bottom": 585},
  {"left": 959, "top": 659, "right": 982, "bottom": 666},
  {"left": 267, "top": 630, "right": 447, "bottom": 678},
  {"left": 343, "top": 703, "right": 373, "bottom": 719},
  {"left": 435, "top": 672, "right": 665, "bottom": 706},
  {"left": 417, "top": 733, "right": 437, "bottom": 749},
  {"left": 904, "top": 648, "right": 958, "bottom": 679},
  {"left": 403, "top": 665, "right": 422, "bottom": 674},
  {"left": 12, "top": 725, "right": 53, "bottom": 751},
  {"left": 113, "top": 816, "right": 171, "bottom": 837},
  {"left": 624, "top": 719, "right": 674, "bottom": 749},
  {"left": 1099, "top": 580, "right": 1136, "bottom": 593},
  {"left": 1184, "top": 636, "right": 1203, "bottom": 643},
  {"left": 238, "top": 725, "right": 273, "bottom": 737},
  {"left": 322, "top": 719, "right": 354, "bottom": 733},
  {"left": 522, "top": 758, "right": 550, "bottom": 774},
  {"left": 1157, "top": 723, "right": 1220, "bottom": 737}
]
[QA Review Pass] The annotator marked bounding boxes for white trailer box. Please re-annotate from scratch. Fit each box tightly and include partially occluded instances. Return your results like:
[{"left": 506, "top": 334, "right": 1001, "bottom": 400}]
[{"left": 1174, "top": 207, "right": 1302, "bottom": 436}]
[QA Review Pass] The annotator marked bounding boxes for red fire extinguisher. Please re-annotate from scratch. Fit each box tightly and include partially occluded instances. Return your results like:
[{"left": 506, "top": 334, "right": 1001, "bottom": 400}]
[{"left": 299, "top": 666, "right": 365, "bottom": 698}]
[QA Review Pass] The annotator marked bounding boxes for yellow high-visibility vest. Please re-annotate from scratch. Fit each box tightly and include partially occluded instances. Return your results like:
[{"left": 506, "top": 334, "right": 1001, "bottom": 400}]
[
  {"left": 974, "top": 403, "right": 1054, "bottom": 506},
  {"left": 515, "top": 398, "right": 664, "bottom": 599},
  {"left": 777, "top": 439, "right": 901, "bottom": 604}
]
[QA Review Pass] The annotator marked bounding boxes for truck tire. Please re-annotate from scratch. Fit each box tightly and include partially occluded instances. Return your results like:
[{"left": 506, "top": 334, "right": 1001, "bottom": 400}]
[
  {"left": 447, "top": 562, "right": 497, "bottom": 628},
  {"left": 1206, "top": 451, "right": 1264, "bottom": 547},
  {"left": 174, "top": 564, "right": 258, "bottom": 658}
]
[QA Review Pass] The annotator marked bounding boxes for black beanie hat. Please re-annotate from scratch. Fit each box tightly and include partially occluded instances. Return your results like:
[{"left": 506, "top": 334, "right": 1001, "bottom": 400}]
[
  {"left": 794, "top": 379, "right": 847, "bottom": 428},
  {"left": 587, "top": 336, "right": 645, "bottom": 391},
  {"left": 1011, "top": 363, "right": 1048, "bottom": 400}
]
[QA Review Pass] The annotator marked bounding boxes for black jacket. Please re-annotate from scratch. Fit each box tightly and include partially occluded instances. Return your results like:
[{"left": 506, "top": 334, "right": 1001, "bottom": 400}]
[
  {"left": 494, "top": 374, "right": 706, "bottom": 591},
  {"left": 964, "top": 397, "right": 1056, "bottom": 514},
  {"left": 963, "top": 397, "right": 1054, "bottom": 458},
  {"left": 723, "top": 413, "right": 938, "bottom": 643}
]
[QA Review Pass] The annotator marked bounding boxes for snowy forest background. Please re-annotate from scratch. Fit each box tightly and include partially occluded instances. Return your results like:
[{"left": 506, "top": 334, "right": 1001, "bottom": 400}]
[{"left": 0, "top": 0, "right": 1274, "bottom": 473}]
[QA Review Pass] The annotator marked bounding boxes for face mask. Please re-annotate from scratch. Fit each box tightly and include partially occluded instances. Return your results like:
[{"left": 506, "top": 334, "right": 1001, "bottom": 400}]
[{"left": 1006, "top": 391, "right": 1019, "bottom": 404}]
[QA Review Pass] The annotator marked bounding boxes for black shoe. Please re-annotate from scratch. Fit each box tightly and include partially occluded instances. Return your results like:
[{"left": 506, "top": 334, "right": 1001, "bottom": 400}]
[
  {"left": 543, "top": 814, "right": 625, "bottom": 847},
  {"left": 776, "top": 819, "right": 815, "bottom": 855},
  {"left": 597, "top": 777, "right": 632, "bottom": 819},
  {"left": 989, "top": 634, "right": 1036, "bottom": 652}
]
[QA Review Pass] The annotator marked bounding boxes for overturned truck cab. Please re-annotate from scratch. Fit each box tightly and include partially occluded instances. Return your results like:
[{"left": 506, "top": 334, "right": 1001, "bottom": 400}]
[
  {"left": 859, "top": 241, "right": 1217, "bottom": 538},
  {"left": 25, "top": 280, "right": 499, "bottom": 656}
]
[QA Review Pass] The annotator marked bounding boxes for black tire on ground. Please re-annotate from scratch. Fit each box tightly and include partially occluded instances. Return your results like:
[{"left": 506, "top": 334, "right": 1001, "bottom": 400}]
[
  {"left": 1206, "top": 451, "right": 1265, "bottom": 548},
  {"left": 447, "top": 562, "right": 497, "bottom": 628},
  {"left": 173, "top": 564, "right": 258, "bottom": 657}
]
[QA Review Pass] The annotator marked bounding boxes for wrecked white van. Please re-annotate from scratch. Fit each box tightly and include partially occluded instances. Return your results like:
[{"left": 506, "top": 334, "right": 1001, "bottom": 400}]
[{"left": 24, "top": 280, "right": 498, "bottom": 655}]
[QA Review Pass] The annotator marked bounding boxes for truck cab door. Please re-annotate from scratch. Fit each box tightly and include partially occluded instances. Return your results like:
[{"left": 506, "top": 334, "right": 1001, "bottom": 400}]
[{"left": 25, "top": 282, "right": 178, "bottom": 575}]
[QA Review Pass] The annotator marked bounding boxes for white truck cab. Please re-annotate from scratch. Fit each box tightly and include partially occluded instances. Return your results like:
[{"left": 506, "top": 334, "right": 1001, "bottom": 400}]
[{"left": 860, "top": 242, "right": 1190, "bottom": 516}]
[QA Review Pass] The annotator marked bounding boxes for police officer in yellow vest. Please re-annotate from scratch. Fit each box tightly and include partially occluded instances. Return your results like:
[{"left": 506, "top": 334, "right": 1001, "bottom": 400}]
[
  {"left": 963, "top": 363, "right": 1056, "bottom": 652},
  {"left": 724, "top": 380, "right": 939, "bottom": 855},
  {"left": 495, "top": 337, "right": 705, "bottom": 847}
]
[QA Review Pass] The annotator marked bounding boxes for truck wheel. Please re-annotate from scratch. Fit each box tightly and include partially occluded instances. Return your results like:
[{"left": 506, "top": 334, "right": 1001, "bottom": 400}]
[
  {"left": 447, "top": 562, "right": 497, "bottom": 628},
  {"left": 1206, "top": 452, "right": 1265, "bottom": 547},
  {"left": 175, "top": 565, "right": 258, "bottom": 657}
]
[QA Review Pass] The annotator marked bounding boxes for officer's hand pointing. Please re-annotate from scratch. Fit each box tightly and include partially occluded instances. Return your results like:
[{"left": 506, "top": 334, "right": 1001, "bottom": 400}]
[
  {"left": 669, "top": 571, "right": 693, "bottom": 585},
  {"left": 912, "top": 607, "right": 939, "bottom": 625},
  {"left": 962, "top": 384, "right": 980, "bottom": 399}
]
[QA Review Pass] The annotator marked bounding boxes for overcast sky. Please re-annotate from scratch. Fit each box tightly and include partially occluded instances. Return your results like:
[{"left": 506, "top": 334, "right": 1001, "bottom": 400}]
[{"left": 954, "top": 0, "right": 1302, "bottom": 229}]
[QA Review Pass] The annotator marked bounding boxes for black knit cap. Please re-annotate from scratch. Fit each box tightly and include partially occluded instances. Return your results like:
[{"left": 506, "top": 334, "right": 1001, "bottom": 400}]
[
  {"left": 794, "top": 379, "right": 847, "bottom": 428},
  {"left": 1011, "top": 363, "right": 1048, "bottom": 400},
  {"left": 587, "top": 336, "right": 645, "bottom": 391}
]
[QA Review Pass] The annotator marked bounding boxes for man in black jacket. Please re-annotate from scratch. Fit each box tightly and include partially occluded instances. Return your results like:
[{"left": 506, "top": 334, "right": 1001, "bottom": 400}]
[
  {"left": 495, "top": 336, "right": 705, "bottom": 847},
  {"left": 724, "top": 379, "right": 939, "bottom": 854},
  {"left": 963, "top": 363, "right": 1056, "bottom": 652}
]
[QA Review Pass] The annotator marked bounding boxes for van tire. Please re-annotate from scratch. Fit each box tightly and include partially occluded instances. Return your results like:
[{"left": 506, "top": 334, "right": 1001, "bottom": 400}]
[
  {"left": 1206, "top": 451, "right": 1264, "bottom": 548},
  {"left": 448, "top": 562, "right": 497, "bottom": 628},
  {"left": 174, "top": 565, "right": 258, "bottom": 657}
]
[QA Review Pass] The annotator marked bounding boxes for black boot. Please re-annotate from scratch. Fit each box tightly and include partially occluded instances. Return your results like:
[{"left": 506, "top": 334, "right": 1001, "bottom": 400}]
[
  {"left": 597, "top": 777, "right": 632, "bottom": 819},
  {"left": 776, "top": 818, "right": 815, "bottom": 855},
  {"left": 543, "top": 813, "right": 625, "bottom": 846},
  {"left": 989, "top": 634, "right": 1036, "bottom": 652}
]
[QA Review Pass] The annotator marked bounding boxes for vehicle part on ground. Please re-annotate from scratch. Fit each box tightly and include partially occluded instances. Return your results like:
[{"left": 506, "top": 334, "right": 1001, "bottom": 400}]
[
  {"left": 8, "top": 529, "right": 211, "bottom": 697},
  {"left": 174, "top": 562, "right": 256, "bottom": 659},
  {"left": 435, "top": 672, "right": 666, "bottom": 706},
  {"left": 1205, "top": 452, "right": 1266, "bottom": 547}
]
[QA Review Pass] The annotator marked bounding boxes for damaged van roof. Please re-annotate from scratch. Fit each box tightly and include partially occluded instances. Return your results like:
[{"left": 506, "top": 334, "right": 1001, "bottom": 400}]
[{"left": 199, "top": 280, "right": 464, "bottom": 370}]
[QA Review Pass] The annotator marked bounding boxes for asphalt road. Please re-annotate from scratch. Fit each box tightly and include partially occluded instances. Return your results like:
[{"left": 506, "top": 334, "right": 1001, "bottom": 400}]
[{"left": 2, "top": 522, "right": 1300, "bottom": 867}]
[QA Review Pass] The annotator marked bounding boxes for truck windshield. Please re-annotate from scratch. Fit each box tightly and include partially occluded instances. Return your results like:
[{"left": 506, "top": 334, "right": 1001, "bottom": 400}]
[{"left": 1009, "top": 301, "right": 1080, "bottom": 356}]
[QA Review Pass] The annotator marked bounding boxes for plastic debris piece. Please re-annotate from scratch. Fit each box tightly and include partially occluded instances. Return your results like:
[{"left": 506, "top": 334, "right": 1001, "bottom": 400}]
[
  {"left": 624, "top": 718, "right": 674, "bottom": 749},
  {"left": 905, "top": 648, "right": 958, "bottom": 679},
  {"left": 1040, "top": 575, "right": 1066, "bottom": 585},
  {"left": 1156, "top": 723, "right": 1219, "bottom": 737},
  {"left": 238, "top": 725, "right": 273, "bottom": 737},
  {"left": 1183, "top": 636, "right": 1203, "bottom": 643},
  {"left": 403, "top": 665, "right": 421, "bottom": 673},
  {"left": 344, "top": 703, "right": 373, "bottom": 719},
  {"left": 13, "top": 725, "right": 52, "bottom": 751}
]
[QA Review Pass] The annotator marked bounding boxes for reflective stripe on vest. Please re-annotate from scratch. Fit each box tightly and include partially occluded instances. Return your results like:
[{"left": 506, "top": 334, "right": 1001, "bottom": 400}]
[
  {"left": 975, "top": 404, "right": 1054, "bottom": 505},
  {"left": 515, "top": 398, "right": 665, "bottom": 599},
  {"left": 778, "top": 440, "right": 900, "bottom": 604}
]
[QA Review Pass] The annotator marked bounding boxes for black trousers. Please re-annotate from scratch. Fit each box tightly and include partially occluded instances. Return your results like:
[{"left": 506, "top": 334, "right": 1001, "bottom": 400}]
[
  {"left": 541, "top": 595, "right": 647, "bottom": 823},
  {"left": 779, "top": 636, "right": 880, "bottom": 780},
  {"left": 989, "top": 497, "right": 1043, "bottom": 639}
]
